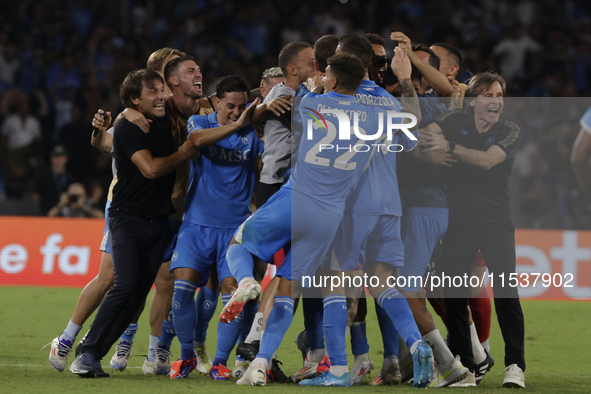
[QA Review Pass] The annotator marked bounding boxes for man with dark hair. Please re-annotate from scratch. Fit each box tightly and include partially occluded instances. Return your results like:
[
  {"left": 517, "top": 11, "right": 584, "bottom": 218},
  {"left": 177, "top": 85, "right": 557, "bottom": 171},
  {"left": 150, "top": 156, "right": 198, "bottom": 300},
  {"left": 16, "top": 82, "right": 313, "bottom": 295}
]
[
  {"left": 420, "top": 72, "right": 525, "bottom": 389},
  {"left": 430, "top": 43, "right": 462, "bottom": 80},
  {"left": 70, "top": 69, "right": 196, "bottom": 378},
  {"left": 313, "top": 35, "right": 340, "bottom": 73},
  {"left": 168, "top": 75, "right": 262, "bottom": 380},
  {"left": 362, "top": 33, "right": 388, "bottom": 85}
]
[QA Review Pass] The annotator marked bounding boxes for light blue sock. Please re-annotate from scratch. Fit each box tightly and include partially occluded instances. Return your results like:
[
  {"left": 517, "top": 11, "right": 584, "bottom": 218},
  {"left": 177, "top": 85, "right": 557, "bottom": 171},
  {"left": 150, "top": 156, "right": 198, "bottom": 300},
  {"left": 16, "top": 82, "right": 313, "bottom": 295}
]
[
  {"left": 194, "top": 286, "right": 219, "bottom": 343},
  {"left": 351, "top": 321, "right": 370, "bottom": 356},
  {"left": 172, "top": 279, "right": 197, "bottom": 360},
  {"left": 375, "top": 300, "right": 399, "bottom": 358},
  {"left": 239, "top": 300, "right": 260, "bottom": 343},
  {"left": 258, "top": 296, "right": 295, "bottom": 361},
  {"left": 323, "top": 295, "right": 348, "bottom": 366},
  {"left": 227, "top": 244, "right": 255, "bottom": 284},
  {"left": 120, "top": 323, "right": 139, "bottom": 344},
  {"left": 303, "top": 296, "right": 325, "bottom": 350},
  {"left": 376, "top": 288, "right": 422, "bottom": 349},
  {"left": 212, "top": 293, "right": 243, "bottom": 366}
]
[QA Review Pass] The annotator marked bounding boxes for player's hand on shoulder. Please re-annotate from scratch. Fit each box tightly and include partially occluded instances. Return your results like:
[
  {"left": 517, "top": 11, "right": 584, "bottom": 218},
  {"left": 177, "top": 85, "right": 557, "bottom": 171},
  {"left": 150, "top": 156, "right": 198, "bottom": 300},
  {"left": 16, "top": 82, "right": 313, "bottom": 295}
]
[
  {"left": 236, "top": 97, "right": 261, "bottom": 129},
  {"left": 265, "top": 96, "right": 292, "bottom": 117},
  {"left": 122, "top": 107, "right": 151, "bottom": 133},
  {"left": 425, "top": 151, "right": 457, "bottom": 167},
  {"left": 92, "top": 109, "right": 111, "bottom": 133}
]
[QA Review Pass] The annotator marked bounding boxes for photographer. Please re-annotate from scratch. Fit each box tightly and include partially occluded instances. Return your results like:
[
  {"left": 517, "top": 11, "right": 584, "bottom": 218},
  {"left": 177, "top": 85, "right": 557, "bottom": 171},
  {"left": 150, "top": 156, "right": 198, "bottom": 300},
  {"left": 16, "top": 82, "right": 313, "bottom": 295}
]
[{"left": 47, "top": 182, "right": 103, "bottom": 218}]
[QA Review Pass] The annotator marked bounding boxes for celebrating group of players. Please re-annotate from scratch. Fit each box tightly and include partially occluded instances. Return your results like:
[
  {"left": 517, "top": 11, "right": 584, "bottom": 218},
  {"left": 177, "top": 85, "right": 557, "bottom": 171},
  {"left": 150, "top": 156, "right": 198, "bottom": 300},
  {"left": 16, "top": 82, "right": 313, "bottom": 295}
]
[{"left": 47, "top": 29, "right": 526, "bottom": 389}]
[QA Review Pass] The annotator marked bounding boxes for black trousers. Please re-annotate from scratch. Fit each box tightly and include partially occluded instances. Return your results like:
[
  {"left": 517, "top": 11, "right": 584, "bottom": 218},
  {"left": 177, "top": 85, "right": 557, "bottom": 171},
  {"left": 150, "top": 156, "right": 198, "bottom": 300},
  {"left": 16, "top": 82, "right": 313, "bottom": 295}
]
[
  {"left": 256, "top": 181, "right": 282, "bottom": 209},
  {"left": 441, "top": 222, "right": 525, "bottom": 372},
  {"left": 80, "top": 212, "right": 170, "bottom": 359}
]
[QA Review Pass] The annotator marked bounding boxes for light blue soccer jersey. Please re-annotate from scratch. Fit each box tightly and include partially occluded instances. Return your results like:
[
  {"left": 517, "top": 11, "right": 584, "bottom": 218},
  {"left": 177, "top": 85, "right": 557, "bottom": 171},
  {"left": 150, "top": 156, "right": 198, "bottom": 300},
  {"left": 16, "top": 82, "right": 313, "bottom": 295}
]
[
  {"left": 289, "top": 91, "right": 380, "bottom": 214},
  {"left": 345, "top": 80, "right": 418, "bottom": 216},
  {"left": 580, "top": 106, "right": 591, "bottom": 134},
  {"left": 182, "top": 113, "right": 264, "bottom": 228}
]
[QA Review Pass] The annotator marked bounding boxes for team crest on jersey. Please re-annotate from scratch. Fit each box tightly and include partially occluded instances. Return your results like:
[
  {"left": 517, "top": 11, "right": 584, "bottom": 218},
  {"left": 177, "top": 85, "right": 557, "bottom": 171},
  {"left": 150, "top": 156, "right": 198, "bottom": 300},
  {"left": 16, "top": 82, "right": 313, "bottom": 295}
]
[
  {"left": 485, "top": 136, "right": 495, "bottom": 147},
  {"left": 187, "top": 120, "right": 196, "bottom": 132},
  {"left": 208, "top": 145, "right": 218, "bottom": 157},
  {"left": 171, "top": 251, "right": 178, "bottom": 262},
  {"left": 204, "top": 300, "right": 215, "bottom": 310},
  {"left": 460, "top": 129, "right": 469, "bottom": 136},
  {"left": 241, "top": 134, "right": 251, "bottom": 144}
]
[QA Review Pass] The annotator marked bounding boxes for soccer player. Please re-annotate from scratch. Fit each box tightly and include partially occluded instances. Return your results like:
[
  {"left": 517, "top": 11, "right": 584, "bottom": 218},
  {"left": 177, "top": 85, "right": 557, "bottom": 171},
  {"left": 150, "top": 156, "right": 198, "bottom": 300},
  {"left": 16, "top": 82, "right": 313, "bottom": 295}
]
[
  {"left": 420, "top": 72, "right": 526, "bottom": 389},
  {"left": 168, "top": 76, "right": 262, "bottom": 380},
  {"left": 69, "top": 69, "right": 195, "bottom": 378}
]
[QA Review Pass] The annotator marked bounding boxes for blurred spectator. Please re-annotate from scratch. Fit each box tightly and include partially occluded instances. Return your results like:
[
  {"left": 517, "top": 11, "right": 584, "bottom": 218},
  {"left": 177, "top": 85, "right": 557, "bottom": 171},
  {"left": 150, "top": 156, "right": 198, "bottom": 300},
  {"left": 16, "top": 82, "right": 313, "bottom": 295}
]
[
  {"left": 33, "top": 145, "right": 75, "bottom": 215},
  {"left": 0, "top": 44, "right": 19, "bottom": 84},
  {"left": 47, "top": 182, "right": 102, "bottom": 218}
]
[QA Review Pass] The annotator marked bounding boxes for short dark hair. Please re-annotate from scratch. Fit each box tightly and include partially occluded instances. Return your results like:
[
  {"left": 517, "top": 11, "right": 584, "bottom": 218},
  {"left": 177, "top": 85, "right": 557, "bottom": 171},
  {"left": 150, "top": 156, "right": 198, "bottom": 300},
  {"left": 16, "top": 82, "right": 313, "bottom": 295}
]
[
  {"left": 314, "top": 35, "right": 339, "bottom": 73},
  {"left": 362, "top": 33, "right": 386, "bottom": 48},
  {"left": 410, "top": 63, "right": 422, "bottom": 83},
  {"left": 163, "top": 55, "right": 196, "bottom": 87},
  {"left": 120, "top": 69, "right": 164, "bottom": 108},
  {"left": 465, "top": 71, "right": 506, "bottom": 98},
  {"left": 412, "top": 44, "right": 440, "bottom": 71},
  {"left": 327, "top": 53, "right": 365, "bottom": 92},
  {"left": 431, "top": 42, "right": 462, "bottom": 69},
  {"left": 338, "top": 35, "right": 374, "bottom": 69},
  {"left": 278, "top": 42, "right": 312, "bottom": 75},
  {"left": 216, "top": 75, "right": 249, "bottom": 99}
]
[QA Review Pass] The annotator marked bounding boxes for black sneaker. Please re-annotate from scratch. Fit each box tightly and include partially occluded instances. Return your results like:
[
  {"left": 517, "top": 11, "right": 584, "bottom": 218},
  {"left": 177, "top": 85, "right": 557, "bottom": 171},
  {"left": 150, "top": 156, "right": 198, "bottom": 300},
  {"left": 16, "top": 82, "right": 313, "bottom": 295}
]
[
  {"left": 94, "top": 361, "right": 110, "bottom": 378},
  {"left": 236, "top": 340, "right": 260, "bottom": 362},
  {"left": 70, "top": 353, "right": 95, "bottom": 378},
  {"left": 295, "top": 330, "right": 309, "bottom": 364},
  {"left": 475, "top": 350, "right": 494, "bottom": 385},
  {"left": 267, "top": 359, "right": 289, "bottom": 383},
  {"left": 75, "top": 330, "right": 89, "bottom": 357}
]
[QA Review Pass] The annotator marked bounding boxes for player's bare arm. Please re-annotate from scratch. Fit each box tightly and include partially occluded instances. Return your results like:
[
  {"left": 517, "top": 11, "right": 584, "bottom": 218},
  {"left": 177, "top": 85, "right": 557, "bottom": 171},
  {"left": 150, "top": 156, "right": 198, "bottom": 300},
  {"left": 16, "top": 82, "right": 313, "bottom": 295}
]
[
  {"left": 90, "top": 109, "right": 113, "bottom": 153},
  {"left": 391, "top": 46, "right": 422, "bottom": 127}
]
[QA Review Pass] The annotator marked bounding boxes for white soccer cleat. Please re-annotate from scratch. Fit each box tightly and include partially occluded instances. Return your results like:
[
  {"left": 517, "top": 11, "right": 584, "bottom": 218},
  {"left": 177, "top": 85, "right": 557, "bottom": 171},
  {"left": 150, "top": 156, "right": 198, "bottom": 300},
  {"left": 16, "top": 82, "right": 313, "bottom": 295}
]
[
  {"left": 430, "top": 356, "right": 469, "bottom": 387},
  {"left": 289, "top": 361, "right": 319, "bottom": 383},
  {"left": 48, "top": 336, "right": 73, "bottom": 372},
  {"left": 195, "top": 343, "right": 212, "bottom": 374},
  {"left": 237, "top": 360, "right": 267, "bottom": 386},
  {"left": 350, "top": 353, "right": 374, "bottom": 385},
  {"left": 142, "top": 359, "right": 157, "bottom": 375},
  {"left": 449, "top": 370, "right": 477, "bottom": 387},
  {"left": 232, "top": 356, "right": 251, "bottom": 378},
  {"left": 110, "top": 340, "right": 133, "bottom": 371},
  {"left": 220, "top": 279, "right": 261, "bottom": 323},
  {"left": 503, "top": 364, "right": 525, "bottom": 389}
]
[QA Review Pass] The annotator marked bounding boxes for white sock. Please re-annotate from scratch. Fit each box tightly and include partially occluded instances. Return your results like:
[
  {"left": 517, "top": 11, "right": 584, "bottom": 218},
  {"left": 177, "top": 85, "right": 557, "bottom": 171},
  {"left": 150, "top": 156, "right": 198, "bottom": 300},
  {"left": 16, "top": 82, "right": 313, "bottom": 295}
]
[
  {"left": 470, "top": 323, "right": 487, "bottom": 364},
  {"left": 147, "top": 335, "right": 159, "bottom": 362},
  {"left": 309, "top": 348, "right": 325, "bottom": 363},
  {"left": 330, "top": 364, "right": 348, "bottom": 377},
  {"left": 61, "top": 320, "right": 81, "bottom": 342},
  {"left": 409, "top": 339, "right": 420, "bottom": 355},
  {"left": 244, "top": 312, "right": 264, "bottom": 344},
  {"left": 423, "top": 329, "right": 454, "bottom": 367},
  {"left": 345, "top": 325, "right": 351, "bottom": 339},
  {"left": 480, "top": 339, "right": 490, "bottom": 353}
]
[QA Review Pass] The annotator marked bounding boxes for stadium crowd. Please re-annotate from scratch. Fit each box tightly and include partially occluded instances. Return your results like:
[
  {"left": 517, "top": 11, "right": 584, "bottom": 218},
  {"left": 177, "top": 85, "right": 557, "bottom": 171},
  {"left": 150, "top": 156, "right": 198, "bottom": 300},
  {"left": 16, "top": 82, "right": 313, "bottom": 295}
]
[{"left": 0, "top": 0, "right": 591, "bottom": 227}]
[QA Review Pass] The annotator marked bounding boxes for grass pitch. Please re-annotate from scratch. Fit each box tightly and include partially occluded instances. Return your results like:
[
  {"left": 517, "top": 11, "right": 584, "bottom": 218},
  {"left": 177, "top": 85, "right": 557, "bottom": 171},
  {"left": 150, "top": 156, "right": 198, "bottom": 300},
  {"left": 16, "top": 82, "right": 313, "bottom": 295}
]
[{"left": 0, "top": 286, "right": 589, "bottom": 393}]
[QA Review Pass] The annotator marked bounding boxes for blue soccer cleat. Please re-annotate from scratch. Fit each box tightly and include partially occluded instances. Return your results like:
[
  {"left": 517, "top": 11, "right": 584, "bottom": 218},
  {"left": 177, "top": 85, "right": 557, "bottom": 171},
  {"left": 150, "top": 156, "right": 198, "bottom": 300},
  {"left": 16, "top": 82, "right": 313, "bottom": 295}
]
[
  {"left": 412, "top": 341, "right": 434, "bottom": 388},
  {"left": 299, "top": 371, "right": 352, "bottom": 387}
]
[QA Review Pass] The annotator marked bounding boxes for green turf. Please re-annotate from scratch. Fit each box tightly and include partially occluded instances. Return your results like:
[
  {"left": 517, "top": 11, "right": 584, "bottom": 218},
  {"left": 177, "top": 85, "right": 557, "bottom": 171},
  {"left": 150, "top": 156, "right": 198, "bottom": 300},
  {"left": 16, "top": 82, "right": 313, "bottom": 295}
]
[{"left": 0, "top": 286, "right": 589, "bottom": 393}]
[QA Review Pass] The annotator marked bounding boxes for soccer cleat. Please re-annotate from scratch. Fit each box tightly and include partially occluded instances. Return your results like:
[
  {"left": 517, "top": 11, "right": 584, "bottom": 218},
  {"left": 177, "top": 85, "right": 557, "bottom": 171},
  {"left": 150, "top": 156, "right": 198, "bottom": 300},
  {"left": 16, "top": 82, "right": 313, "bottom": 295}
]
[
  {"left": 475, "top": 349, "right": 494, "bottom": 384},
  {"left": 237, "top": 361, "right": 267, "bottom": 386},
  {"left": 412, "top": 341, "right": 434, "bottom": 388},
  {"left": 94, "top": 361, "right": 110, "bottom": 378},
  {"left": 317, "top": 354, "right": 331, "bottom": 374},
  {"left": 503, "top": 364, "right": 525, "bottom": 389},
  {"left": 449, "top": 371, "right": 477, "bottom": 387},
  {"left": 219, "top": 279, "right": 261, "bottom": 323},
  {"left": 236, "top": 340, "right": 260, "bottom": 361},
  {"left": 70, "top": 352, "right": 96, "bottom": 378},
  {"left": 350, "top": 353, "right": 374, "bottom": 384},
  {"left": 399, "top": 349, "right": 413, "bottom": 383},
  {"left": 170, "top": 358, "right": 196, "bottom": 379},
  {"left": 154, "top": 346, "right": 173, "bottom": 375},
  {"left": 232, "top": 356, "right": 250, "bottom": 378},
  {"left": 371, "top": 358, "right": 401, "bottom": 386},
  {"left": 195, "top": 343, "right": 212, "bottom": 374},
  {"left": 370, "top": 372, "right": 384, "bottom": 386},
  {"left": 48, "top": 336, "right": 73, "bottom": 372},
  {"left": 142, "top": 359, "right": 158, "bottom": 375},
  {"left": 430, "top": 355, "right": 469, "bottom": 387},
  {"left": 295, "top": 330, "right": 309, "bottom": 364},
  {"left": 266, "top": 359, "right": 288, "bottom": 383},
  {"left": 110, "top": 340, "right": 133, "bottom": 371},
  {"left": 290, "top": 361, "right": 319, "bottom": 383},
  {"left": 209, "top": 364, "right": 232, "bottom": 380},
  {"left": 299, "top": 371, "right": 352, "bottom": 387},
  {"left": 75, "top": 330, "right": 89, "bottom": 357}
]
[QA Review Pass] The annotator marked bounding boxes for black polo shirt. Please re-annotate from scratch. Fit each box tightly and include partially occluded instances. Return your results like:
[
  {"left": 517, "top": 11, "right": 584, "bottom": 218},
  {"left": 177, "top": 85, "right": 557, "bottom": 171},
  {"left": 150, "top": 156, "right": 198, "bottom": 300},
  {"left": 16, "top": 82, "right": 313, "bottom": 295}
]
[
  {"left": 110, "top": 105, "right": 175, "bottom": 218},
  {"left": 433, "top": 106, "right": 523, "bottom": 224}
]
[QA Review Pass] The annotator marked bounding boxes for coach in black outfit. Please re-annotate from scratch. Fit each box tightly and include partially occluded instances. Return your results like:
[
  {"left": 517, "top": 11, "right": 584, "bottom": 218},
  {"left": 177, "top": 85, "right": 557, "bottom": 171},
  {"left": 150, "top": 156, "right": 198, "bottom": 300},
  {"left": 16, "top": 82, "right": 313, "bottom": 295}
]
[
  {"left": 420, "top": 72, "right": 526, "bottom": 388},
  {"left": 71, "top": 69, "right": 195, "bottom": 377}
]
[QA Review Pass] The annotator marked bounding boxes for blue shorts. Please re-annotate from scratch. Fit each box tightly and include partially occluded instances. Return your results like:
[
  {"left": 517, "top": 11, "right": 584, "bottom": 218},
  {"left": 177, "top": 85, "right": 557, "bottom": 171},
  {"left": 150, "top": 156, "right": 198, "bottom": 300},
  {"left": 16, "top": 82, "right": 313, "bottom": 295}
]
[
  {"left": 281, "top": 190, "right": 342, "bottom": 283},
  {"left": 236, "top": 187, "right": 291, "bottom": 263},
  {"left": 399, "top": 207, "right": 448, "bottom": 291},
  {"left": 163, "top": 220, "right": 182, "bottom": 263},
  {"left": 100, "top": 200, "right": 111, "bottom": 253},
  {"left": 329, "top": 212, "right": 404, "bottom": 271},
  {"left": 170, "top": 222, "right": 236, "bottom": 287}
]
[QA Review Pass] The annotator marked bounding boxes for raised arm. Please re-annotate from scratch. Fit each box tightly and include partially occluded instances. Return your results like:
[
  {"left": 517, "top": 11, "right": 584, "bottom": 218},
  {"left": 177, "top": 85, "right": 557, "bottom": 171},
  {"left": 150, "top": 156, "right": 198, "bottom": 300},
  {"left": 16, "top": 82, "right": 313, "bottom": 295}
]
[
  {"left": 391, "top": 46, "right": 422, "bottom": 127},
  {"left": 131, "top": 140, "right": 195, "bottom": 179},
  {"left": 90, "top": 109, "right": 113, "bottom": 153}
]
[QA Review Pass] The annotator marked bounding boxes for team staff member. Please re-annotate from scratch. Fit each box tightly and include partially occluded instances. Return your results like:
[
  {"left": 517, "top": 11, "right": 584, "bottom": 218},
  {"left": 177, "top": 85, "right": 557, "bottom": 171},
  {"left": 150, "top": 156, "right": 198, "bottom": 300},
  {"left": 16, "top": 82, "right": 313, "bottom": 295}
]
[
  {"left": 70, "top": 69, "right": 195, "bottom": 377},
  {"left": 420, "top": 72, "right": 525, "bottom": 389}
]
